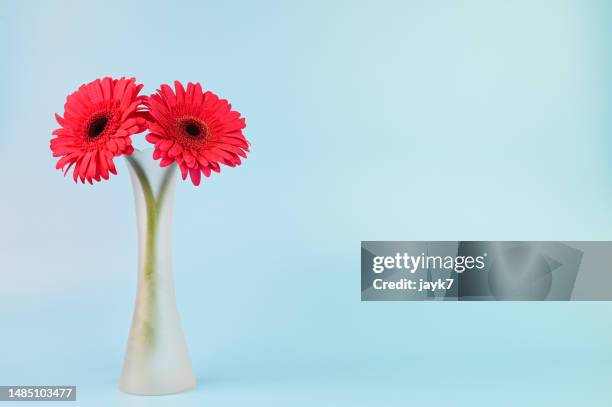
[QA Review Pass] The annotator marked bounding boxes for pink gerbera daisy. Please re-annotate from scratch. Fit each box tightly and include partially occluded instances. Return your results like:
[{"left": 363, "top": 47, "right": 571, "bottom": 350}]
[
  {"left": 50, "top": 77, "right": 147, "bottom": 184},
  {"left": 144, "top": 81, "right": 249, "bottom": 186}
]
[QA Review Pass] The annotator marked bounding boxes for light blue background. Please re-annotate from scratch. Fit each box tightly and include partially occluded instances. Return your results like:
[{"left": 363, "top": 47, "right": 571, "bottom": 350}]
[{"left": 1, "top": 0, "right": 611, "bottom": 405}]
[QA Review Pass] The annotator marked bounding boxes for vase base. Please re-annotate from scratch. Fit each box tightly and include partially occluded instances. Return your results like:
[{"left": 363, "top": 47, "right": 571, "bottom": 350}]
[{"left": 119, "top": 379, "right": 196, "bottom": 396}]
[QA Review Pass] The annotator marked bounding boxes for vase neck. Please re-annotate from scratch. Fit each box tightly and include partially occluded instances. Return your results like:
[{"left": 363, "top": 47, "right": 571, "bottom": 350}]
[
  {"left": 125, "top": 150, "right": 178, "bottom": 283},
  {"left": 125, "top": 150, "right": 178, "bottom": 200}
]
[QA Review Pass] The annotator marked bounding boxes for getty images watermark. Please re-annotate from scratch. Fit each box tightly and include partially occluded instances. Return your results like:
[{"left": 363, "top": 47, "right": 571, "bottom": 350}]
[
  {"left": 362, "top": 241, "right": 612, "bottom": 301},
  {"left": 371, "top": 251, "right": 487, "bottom": 292}
]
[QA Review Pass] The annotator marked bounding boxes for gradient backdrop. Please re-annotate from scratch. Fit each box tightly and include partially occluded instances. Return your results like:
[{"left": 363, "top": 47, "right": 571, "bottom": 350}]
[{"left": 1, "top": 0, "right": 612, "bottom": 405}]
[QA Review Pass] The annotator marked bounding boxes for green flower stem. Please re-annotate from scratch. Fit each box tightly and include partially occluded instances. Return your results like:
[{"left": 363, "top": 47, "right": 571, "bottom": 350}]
[
  {"left": 126, "top": 156, "right": 158, "bottom": 347},
  {"left": 126, "top": 156, "right": 178, "bottom": 348}
]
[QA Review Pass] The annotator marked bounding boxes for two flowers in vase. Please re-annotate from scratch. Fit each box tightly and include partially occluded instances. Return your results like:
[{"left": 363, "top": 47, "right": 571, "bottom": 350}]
[{"left": 50, "top": 77, "right": 249, "bottom": 395}]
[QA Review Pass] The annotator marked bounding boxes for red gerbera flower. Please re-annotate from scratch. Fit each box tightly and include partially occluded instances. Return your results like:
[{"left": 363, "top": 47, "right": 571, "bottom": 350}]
[
  {"left": 51, "top": 77, "right": 147, "bottom": 184},
  {"left": 145, "top": 81, "right": 249, "bottom": 186}
]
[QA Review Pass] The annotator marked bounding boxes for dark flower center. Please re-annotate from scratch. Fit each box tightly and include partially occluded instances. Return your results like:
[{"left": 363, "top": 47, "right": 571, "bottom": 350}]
[
  {"left": 184, "top": 121, "right": 201, "bottom": 137},
  {"left": 87, "top": 115, "right": 109, "bottom": 139},
  {"left": 180, "top": 118, "right": 210, "bottom": 141}
]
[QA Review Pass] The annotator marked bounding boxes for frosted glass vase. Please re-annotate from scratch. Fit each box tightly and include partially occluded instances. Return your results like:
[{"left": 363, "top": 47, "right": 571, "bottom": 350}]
[{"left": 120, "top": 149, "right": 196, "bottom": 395}]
